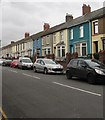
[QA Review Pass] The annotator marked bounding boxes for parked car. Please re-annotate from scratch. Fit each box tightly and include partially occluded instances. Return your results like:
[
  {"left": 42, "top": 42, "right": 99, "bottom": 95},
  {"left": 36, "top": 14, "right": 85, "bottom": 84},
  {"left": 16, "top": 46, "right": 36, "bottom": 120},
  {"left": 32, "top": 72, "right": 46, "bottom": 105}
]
[
  {"left": 10, "top": 59, "right": 18, "bottom": 68},
  {"left": 0, "top": 59, "right": 5, "bottom": 65},
  {"left": 2, "top": 59, "right": 12, "bottom": 66},
  {"left": 66, "top": 58, "right": 105, "bottom": 84},
  {"left": 33, "top": 58, "right": 64, "bottom": 74},
  {"left": 18, "top": 57, "right": 33, "bottom": 69}
]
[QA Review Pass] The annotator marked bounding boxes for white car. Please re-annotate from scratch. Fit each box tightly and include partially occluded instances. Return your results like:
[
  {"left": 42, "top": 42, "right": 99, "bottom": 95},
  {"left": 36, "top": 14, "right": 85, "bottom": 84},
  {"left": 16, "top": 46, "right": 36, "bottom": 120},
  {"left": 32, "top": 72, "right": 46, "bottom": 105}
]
[
  {"left": 33, "top": 58, "right": 64, "bottom": 74},
  {"left": 18, "top": 57, "right": 33, "bottom": 69}
]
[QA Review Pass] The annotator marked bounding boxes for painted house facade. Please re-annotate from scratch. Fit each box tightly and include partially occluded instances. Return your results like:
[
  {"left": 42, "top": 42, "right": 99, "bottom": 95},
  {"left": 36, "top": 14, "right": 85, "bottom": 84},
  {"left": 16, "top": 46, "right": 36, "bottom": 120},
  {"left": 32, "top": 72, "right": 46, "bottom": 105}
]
[
  {"left": 32, "top": 31, "right": 43, "bottom": 57},
  {"left": 91, "top": 7, "right": 105, "bottom": 54},
  {"left": 68, "top": 4, "right": 92, "bottom": 57}
]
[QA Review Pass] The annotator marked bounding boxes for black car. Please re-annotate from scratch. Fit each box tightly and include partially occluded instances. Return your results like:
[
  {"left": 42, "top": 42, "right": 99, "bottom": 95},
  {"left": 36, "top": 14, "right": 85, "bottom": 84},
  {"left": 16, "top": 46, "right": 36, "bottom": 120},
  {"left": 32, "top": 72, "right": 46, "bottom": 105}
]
[{"left": 66, "top": 58, "right": 105, "bottom": 84}]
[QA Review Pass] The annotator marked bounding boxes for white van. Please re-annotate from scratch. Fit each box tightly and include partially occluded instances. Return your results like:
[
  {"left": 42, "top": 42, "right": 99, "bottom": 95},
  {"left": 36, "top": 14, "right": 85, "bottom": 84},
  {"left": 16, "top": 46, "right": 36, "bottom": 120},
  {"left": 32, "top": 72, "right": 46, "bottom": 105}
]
[{"left": 18, "top": 57, "right": 33, "bottom": 69}]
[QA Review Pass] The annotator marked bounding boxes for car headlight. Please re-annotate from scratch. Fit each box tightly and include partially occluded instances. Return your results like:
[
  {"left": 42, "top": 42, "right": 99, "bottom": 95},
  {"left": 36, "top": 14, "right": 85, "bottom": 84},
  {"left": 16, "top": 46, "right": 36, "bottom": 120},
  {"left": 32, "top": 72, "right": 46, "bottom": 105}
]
[{"left": 95, "top": 69, "right": 105, "bottom": 75}]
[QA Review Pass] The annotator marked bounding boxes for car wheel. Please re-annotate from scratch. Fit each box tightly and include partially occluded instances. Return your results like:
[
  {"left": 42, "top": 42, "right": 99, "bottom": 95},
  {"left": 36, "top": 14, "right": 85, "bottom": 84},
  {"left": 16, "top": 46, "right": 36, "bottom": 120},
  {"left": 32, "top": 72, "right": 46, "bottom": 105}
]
[
  {"left": 66, "top": 71, "right": 72, "bottom": 79},
  {"left": 44, "top": 68, "right": 48, "bottom": 74},
  {"left": 33, "top": 67, "right": 37, "bottom": 72},
  {"left": 87, "top": 73, "right": 95, "bottom": 84}
]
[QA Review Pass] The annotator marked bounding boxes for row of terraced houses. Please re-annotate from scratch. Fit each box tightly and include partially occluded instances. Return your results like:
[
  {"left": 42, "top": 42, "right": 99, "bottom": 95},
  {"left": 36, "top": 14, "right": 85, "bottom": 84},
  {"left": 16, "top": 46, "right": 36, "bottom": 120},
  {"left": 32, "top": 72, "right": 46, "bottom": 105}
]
[{"left": 1, "top": 4, "right": 105, "bottom": 61}]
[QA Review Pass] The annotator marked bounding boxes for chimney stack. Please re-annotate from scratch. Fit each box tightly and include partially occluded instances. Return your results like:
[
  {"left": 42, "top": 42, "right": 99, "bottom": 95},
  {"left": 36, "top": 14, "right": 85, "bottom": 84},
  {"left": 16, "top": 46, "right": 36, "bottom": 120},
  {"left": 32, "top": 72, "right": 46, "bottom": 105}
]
[
  {"left": 82, "top": 4, "right": 91, "bottom": 15},
  {"left": 25, "top": 32, "right": 30, "bottom": 38},
  {"left": 11, "top": 41, "right": 15, "bottom": 44},
  {"left": 43, "top": 23, "right": 50, "bottom": 31},
  {"left": 66, "top": 13, "right": 73, "bottom": 22}
]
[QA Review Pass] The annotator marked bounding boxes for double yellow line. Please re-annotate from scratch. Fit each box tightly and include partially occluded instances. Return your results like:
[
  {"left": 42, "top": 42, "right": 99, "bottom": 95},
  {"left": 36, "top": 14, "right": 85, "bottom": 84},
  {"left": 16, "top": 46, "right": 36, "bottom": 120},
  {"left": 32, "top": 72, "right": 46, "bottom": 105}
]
[{"left": 0, "top": 107, "right": 8, "bottom": 120}]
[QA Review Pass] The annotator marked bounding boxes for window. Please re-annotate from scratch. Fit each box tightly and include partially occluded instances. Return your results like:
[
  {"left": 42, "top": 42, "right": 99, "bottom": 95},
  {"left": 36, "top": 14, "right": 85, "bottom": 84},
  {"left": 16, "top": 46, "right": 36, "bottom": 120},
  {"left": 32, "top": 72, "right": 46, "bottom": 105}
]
[
  {"left": 82, "top": 43, "right": 86, "bottom": 56},
  {"left": 46, "top": 36, "right": 49, "bottom": 44},
  {"left": 57, "top": 46, "right": 65, "bottom": 57},
  {"left": 75, "top": 43, "right": 87, "bottom": 56},
  {"left": 23, "top": 43, "right": 25, "bottom": 50},
  {"left": 53, "top": 33, "right": 56, "bottom": 44},
  {"left": 93, "top": 21, "right": 98, "bottom": 34},
  {"left": 62, "top": 46, "right": 65, "bottom": 57},
  {"left": 57, "top": 47, "right": 60, "bottom": 57},
  {"left": 70, "top": 29, "right": 73, "bottom": 39},
  {"left": 80, "top": 26, "right": 84, "bottom": 38},
  {"left": 60, "top": 31, "right": 64, "bottom": 41},
  {"left": 70, "top": 59, "right": 78, "bottom": 67},
  {"left": 44, "top": 48, "right": 51, "bottom": 55},
  {"left": 75, "top": 43, "right": 80, "bottom": 56},
  {"left": 103, "top": 40, "right": 105, "bottom": 50},
  {"left": 48, "top": 48, "right": 50, "bottom": 54}
]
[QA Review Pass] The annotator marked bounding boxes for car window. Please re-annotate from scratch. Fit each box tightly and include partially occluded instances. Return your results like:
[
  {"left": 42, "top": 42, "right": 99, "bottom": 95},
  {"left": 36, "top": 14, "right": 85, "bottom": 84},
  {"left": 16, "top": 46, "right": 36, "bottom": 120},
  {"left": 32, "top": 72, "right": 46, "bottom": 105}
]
[
  {"left": 40, "top": 60, "right": 45, "bottom": 65},
  {"left": 22, "top": 59, "right": 32, "bottom": 63},
  {"left": 44, "top": 59, "right": 57, "bottom": 65},
  {"left": 70, "top": 59, "right": 78, "bottom": 67},
  {"left": 78, "top": 60, "right": 86, "bottom": 67},
  {"left": 36, "top": 60, "right": 40, "bottom": 64}
]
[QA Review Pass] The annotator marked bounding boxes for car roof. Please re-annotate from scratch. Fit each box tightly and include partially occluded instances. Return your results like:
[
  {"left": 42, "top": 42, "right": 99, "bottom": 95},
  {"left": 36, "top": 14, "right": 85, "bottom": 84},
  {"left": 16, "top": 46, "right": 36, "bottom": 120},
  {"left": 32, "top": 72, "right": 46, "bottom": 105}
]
[
  {"left": 36, "top": 58, "right": 53, "bottom": 61},
  {"left": 19, "top": 57, "right": 30, "bottom": 59}
]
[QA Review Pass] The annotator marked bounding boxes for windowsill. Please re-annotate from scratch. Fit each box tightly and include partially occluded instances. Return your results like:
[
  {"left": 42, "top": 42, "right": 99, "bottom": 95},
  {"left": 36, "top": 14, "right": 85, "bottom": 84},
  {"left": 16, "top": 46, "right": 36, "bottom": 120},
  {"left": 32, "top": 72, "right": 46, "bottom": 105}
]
[
  {"left": 79, "top": 36, "right": 84, "bottom": 38},
  {"left": 92, "top": 33, "right": 99, "bottom": 36}
]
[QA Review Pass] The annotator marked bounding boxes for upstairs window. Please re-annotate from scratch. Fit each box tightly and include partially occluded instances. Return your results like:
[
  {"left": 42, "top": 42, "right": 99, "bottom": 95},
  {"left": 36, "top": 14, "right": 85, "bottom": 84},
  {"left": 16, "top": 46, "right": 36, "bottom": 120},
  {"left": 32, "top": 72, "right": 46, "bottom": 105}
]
[
  {"left": 60, "top": 31, "right": 64, "bottom": 41},
  {"left": 80, "top": 26, "right": 84, "bottom": 38},
  {"left": 70, "top": 29, "right": 73, "bottom": 40},
  {"left": 93, "top": 21, "right": 98, "bottom": 34},
  {"left": 53, "top": 33, "right": 56, "bottom": 44}
]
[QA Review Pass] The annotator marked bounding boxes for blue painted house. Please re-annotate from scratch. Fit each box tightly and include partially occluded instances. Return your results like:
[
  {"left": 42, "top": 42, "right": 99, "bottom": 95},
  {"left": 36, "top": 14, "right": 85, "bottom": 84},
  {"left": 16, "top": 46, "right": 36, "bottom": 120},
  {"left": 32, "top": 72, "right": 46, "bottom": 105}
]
[
  {"left": 31, "top": 31, "right": 43, "bottom": 56},
  {"left": 68, "top": 4, "right": 92, "bottom": 57},
  {"left": 68, "top": 21, "right": 91, "bottom": 57}
]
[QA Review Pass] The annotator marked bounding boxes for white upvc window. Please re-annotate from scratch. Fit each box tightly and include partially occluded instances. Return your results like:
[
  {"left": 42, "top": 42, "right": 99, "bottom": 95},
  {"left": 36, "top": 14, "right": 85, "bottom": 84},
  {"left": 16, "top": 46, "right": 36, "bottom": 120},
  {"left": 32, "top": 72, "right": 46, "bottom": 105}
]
[
  {"left": 44, "top": 47, "right": 51, "bottom": 55},
  {"left": 70, "top": 29, "right": 73, "bottom": 40},
  {"left": 80, "top": 26, "right": 84, "bottom": 38},
  {"left": 75, "top": 42, "right": 87, "bottom": 56},
  {"left": 93, "top": 21, "right": 98, "bottom": 34},
  {"left": 60, "top": 31, "right": 64, "bottom": 41},
  {"left": 57, "top": 46, "right": 65, "bottom": 57},
  {"left": 46, "top": 35, "right": 50, "bottom": 45},
  {"left": 53, "top": 33, "right": 56, "bottom": 44}
]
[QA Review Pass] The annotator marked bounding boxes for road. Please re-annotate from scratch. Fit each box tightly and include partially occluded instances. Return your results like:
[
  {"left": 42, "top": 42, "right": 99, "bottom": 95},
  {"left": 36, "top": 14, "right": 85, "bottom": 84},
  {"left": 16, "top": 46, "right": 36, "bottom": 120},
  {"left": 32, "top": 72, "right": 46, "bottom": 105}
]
[{"left": 2, "top": 66, "right": 104, "bottom": 118}]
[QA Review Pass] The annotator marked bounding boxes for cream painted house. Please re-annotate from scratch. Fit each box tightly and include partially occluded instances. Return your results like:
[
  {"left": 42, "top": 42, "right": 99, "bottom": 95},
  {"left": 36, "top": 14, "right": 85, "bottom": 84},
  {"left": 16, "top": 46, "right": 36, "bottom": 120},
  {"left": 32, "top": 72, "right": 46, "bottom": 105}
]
[{"left": 92, "top": 16, "right": 105, "bottom": 54}]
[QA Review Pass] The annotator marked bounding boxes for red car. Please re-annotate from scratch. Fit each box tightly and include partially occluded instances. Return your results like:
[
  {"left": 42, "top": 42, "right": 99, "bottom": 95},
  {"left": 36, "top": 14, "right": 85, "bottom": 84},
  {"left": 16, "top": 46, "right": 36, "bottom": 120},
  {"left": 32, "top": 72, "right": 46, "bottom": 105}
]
[{"left": 10, "top": 60, "right": 18, "bottom": 68}]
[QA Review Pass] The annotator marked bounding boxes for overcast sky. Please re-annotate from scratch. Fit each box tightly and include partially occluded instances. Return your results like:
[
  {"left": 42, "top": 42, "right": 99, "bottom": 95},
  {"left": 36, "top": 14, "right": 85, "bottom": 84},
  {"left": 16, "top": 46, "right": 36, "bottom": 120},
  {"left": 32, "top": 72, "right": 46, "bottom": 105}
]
[{"left": 0, "top": 0, "right": 105, "bottom": 47}]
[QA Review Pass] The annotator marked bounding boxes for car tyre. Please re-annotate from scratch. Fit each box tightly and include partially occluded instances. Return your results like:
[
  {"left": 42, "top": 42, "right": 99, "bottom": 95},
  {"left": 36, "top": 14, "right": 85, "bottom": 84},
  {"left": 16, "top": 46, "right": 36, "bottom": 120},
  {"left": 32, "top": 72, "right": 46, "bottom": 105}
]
[
  {"left": 87, "top": 73, "right": 95, "bottom": 84},
  {"left": 33, "top": 67, "right": 37, "bottom": 72},
  {"left": 66, "top": 71, "right": 72, "bottom": 79},
  {"left": 44, "top": 68, "right": 48, "bottom": 74}
]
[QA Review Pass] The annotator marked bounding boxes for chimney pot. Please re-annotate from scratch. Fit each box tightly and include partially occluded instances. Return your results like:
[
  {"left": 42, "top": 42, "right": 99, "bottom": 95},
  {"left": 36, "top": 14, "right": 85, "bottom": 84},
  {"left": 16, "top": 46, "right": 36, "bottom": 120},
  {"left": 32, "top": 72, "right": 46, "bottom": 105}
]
[
  {"left": 65, "top": 13, "right": 73, "bottom": 22},
  {"left": 82, "top": 4, "right": 91, "bottom": 15},
  {"left": 25, "top": 32, "right": 30, "bottom": 38},
  {"left": 43, "top": 23, "right": 50, "bottom": 31}
]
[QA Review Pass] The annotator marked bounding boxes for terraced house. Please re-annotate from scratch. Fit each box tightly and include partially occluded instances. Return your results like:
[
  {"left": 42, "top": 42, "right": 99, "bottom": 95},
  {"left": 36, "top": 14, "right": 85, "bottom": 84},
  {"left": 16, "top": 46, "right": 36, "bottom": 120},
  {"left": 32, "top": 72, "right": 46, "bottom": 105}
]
[
  {"left": 68, "top": 4, "right": 105, "bottom": 57},
  {"left": 91, "top": 7, "right": 105, "bottom": 54}
]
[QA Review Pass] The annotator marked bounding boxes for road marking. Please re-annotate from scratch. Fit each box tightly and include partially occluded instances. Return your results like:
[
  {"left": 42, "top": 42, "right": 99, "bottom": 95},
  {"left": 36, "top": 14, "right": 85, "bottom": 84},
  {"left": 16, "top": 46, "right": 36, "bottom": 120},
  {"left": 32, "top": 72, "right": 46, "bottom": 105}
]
[
  {"left": 0, "top": 107, "right": 8, "bottom": 120},
  {"left": 10, "top": 70, "right": 18, "bottom": 73},
  {"left": 23, "top": 73, "right": 40, "bottom": 80},
  {"left": 53, "top": 82, "right": 102, "bottom": 97}
]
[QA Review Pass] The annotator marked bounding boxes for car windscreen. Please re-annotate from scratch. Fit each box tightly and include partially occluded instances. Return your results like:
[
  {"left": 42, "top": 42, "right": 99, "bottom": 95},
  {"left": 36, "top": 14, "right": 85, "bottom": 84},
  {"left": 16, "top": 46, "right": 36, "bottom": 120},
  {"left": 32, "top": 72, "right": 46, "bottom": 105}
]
[
  {"left": 85, "top": 60, "right": 105, "bottom": 68},
  {"left": 44, "top": 60, "right": 57, "bottom": 65},
  {"left": 22, "top": 59, "right": 32, "bottom": 63}
]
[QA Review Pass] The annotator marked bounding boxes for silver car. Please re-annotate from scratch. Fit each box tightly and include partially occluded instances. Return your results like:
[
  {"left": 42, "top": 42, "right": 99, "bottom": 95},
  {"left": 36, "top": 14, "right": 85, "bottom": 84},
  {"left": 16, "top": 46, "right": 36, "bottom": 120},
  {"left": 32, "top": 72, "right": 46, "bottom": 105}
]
[{"left": 33, "top": 58, "right": 64, "bottom": 74}]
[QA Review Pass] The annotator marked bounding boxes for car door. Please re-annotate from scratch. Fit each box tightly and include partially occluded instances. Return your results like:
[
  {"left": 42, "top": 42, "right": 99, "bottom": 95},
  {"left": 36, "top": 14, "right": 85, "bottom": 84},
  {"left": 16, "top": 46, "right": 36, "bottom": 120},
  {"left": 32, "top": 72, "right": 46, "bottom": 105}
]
[
  {"left": 40, "top": 60, "right": 45, "bottom": 72},
  {"left": 70, "top": 59, "right": 78, "bottom": 77},
  {"left": 77, "top": 60, "right": 88, "bottom": 78}
]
